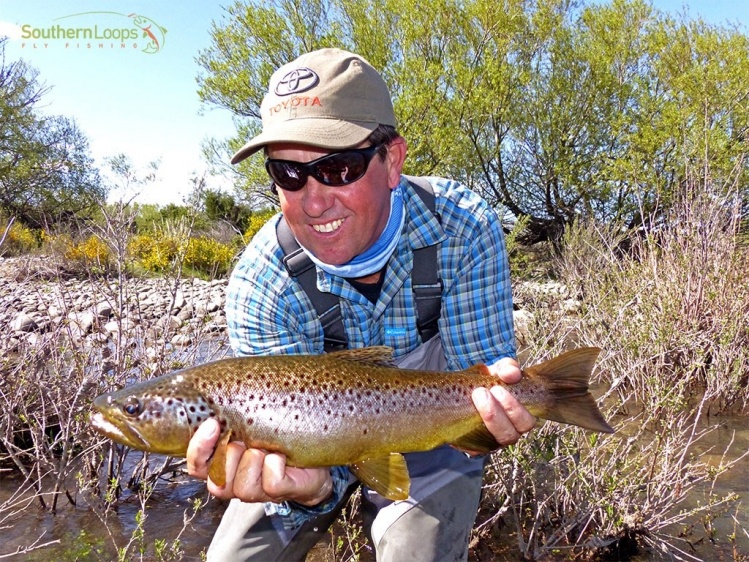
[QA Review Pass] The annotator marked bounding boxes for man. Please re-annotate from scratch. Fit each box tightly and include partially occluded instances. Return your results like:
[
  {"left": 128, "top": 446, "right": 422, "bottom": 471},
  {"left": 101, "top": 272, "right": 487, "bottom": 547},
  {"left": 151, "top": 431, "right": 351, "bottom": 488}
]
[{"left": 187, "top": 48, "right": 536, "bottom": 561}]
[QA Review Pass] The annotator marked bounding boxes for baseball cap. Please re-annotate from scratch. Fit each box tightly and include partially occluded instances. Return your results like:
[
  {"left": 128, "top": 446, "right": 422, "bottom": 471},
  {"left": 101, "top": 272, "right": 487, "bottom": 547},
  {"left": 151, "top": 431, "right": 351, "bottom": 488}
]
[{"left": 230, "top": 48, "right": 396, "bottom": 165}]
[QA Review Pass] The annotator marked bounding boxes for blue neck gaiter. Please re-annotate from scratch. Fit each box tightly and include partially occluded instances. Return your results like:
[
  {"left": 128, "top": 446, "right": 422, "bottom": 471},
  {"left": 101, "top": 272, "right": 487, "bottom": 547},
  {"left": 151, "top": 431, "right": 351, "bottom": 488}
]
[{"left": 297, "top": 186, "right": 404, "bottom": 278}]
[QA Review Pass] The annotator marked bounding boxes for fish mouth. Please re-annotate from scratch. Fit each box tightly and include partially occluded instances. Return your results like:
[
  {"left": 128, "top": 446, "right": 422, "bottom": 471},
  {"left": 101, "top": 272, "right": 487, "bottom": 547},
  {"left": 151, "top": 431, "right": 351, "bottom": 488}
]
[{"left": 90, "top": 411, "right": 149, "bottom": 450}]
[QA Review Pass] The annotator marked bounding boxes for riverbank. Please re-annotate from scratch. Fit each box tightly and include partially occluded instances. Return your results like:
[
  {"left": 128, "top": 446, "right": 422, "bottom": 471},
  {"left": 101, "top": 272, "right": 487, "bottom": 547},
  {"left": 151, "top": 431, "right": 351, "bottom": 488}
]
[
  {"left": 1, "top": 254, "right": 567, "bottom": 357},
  {"left": 2, "top": 255, "right": 229, "bottom": 354}
]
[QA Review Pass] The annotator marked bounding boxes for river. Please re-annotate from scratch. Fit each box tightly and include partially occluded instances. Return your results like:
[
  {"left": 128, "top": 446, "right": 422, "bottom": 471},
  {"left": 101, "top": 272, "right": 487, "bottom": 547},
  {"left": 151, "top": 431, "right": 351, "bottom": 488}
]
[{"left": 1, "top": 413, "right": 746, "bottom": 561}]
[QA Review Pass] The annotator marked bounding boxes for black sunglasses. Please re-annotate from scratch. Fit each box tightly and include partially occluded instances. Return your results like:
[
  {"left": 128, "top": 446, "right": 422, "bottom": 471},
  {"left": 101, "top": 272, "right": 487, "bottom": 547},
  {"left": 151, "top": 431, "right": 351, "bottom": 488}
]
[{"left": 265, "top": 144, "right": 384, "bottom": 192}]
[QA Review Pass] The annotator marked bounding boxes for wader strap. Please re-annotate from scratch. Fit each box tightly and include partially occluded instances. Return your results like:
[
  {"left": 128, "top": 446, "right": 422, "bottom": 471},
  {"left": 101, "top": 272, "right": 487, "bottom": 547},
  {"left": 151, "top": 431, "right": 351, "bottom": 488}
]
[
  {"left": 276, "top": 176, "right": 442, "bottom": 352},
  {"left": 277, "top": 219, "right": 348, "bottom": 351}
]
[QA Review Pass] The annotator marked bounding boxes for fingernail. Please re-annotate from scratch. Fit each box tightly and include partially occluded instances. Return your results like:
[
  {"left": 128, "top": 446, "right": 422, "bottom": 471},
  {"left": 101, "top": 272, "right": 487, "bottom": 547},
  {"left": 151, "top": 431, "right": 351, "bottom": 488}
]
[
  {"left": 490, "top": 386, "right": 508, "bottom": 402},
  {"left": 473, "top": 387, "right": 490, "bottom": 408}
]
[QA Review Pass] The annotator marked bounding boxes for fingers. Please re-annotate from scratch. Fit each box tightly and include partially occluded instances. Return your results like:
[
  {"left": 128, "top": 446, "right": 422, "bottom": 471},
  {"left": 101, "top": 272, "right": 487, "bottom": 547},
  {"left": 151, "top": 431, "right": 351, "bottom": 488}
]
[
  {"left": 472, "top": 385, "right": 537, "bottom": 447},
  {"left": 186, "top": 418, "right": 220, "bottom": 479},
  {"left": 201, "top": 444, "right": 333, "bottom": 506},
  {"left": 207, "top": 441, "right": 249, "bottom": 499}
]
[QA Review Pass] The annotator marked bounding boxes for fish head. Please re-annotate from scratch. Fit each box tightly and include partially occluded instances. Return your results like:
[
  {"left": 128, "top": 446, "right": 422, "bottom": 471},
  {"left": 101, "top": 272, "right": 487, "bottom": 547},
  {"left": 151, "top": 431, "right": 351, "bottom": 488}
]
[{"left": 90, "top": 375, "right": 212, "bottom": 456}]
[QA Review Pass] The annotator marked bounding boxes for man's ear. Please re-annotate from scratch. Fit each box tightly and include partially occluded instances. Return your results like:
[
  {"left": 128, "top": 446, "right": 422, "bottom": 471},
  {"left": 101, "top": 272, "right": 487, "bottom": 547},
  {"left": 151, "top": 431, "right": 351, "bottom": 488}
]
[{"left": 385, "top": 137, "right": 408, "bottom": 189}]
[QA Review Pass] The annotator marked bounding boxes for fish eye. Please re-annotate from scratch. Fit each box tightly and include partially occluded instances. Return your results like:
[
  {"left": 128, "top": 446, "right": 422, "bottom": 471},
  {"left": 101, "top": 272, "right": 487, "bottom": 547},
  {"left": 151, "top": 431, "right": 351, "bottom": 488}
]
[{"left": 122, "top": 397, "right": 142, "bottom": 417}]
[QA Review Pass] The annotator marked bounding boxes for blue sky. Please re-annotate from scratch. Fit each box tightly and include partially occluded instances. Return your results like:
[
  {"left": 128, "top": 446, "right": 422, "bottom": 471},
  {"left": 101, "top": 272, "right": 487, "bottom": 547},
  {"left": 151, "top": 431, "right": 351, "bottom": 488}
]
[{"left": 0, "top": 1, "right": 747, "bottom": 206}]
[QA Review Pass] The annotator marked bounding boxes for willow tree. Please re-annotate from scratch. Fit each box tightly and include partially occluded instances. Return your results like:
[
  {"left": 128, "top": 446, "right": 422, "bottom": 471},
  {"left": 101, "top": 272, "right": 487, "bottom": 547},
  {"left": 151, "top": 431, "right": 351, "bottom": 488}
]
[
  {"left": 0, "top": 39, "right": 104, "bottom": 229},
  {"left": 197, "top": 0, "right": 749, "bottom": 242}
]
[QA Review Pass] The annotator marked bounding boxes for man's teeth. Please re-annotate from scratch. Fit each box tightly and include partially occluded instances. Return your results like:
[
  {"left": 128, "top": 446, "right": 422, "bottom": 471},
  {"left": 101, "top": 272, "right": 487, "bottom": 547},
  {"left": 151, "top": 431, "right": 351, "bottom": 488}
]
[{"left": 313, "top": 219, "right": 343, "bottom": 233}]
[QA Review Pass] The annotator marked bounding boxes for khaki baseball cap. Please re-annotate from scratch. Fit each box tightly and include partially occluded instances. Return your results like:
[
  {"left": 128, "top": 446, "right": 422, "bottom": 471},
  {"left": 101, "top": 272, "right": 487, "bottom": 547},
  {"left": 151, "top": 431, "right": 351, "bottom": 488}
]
[{"left": 230, "top": 48, "right": 396, "bottom": 165}]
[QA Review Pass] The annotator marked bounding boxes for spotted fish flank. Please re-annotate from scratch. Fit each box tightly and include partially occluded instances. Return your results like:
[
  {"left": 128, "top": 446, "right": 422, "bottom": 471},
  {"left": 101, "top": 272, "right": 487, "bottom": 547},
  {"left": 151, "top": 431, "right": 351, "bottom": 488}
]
[{"left": 90, "top": 347, "right": 614, "bottom": 500}]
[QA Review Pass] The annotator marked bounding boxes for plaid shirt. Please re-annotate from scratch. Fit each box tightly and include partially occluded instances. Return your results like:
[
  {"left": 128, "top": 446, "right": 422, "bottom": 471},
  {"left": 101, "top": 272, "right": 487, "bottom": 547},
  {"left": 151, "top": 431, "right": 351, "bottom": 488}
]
[
  {"left": 225, "top": 175, "right": 516, "bottom": 528},
  {"left": 226, "top": 175, "right": 515, "bottom": 369}
]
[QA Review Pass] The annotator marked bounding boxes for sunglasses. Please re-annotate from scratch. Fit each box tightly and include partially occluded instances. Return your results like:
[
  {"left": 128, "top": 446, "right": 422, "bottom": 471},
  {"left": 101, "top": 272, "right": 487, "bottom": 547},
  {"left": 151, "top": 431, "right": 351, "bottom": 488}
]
[{"left": 265, "top": 144, "right": 384, "bottom": 192}]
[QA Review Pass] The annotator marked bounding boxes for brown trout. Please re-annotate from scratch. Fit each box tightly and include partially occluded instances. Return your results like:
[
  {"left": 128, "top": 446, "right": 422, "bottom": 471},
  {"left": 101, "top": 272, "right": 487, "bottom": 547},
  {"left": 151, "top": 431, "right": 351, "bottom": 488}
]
[{"left": 90, "top": 346, "right": 613, "bottom": 500}]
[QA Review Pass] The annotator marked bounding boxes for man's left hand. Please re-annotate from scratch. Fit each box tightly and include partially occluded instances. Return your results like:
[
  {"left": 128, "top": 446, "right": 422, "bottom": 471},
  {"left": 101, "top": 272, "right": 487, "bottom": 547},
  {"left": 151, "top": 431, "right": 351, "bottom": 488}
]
[{"left": 471, "top": 357, "right": 537, "bottom": 447}]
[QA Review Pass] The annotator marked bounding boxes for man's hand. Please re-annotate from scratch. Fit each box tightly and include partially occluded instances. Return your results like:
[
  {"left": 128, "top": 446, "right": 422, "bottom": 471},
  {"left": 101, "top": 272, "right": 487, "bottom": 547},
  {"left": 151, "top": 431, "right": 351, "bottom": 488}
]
[
  {"left": 186, "top": 418, "right": 333, "bottom": 506},
  {"left": 471, "top": 357, "right": 537, "bottom": 447}
]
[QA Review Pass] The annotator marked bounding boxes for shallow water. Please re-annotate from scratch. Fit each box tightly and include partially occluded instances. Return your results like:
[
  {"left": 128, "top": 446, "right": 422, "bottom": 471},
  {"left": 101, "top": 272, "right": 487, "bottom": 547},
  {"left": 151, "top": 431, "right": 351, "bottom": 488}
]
[{"left": 1, "top": 414, "right": 746, "bottom": 561}]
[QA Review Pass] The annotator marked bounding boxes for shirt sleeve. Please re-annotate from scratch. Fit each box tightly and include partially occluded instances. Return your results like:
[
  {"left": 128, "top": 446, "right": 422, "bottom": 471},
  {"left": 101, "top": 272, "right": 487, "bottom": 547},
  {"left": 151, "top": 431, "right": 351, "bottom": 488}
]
[{"left": 438, "top": 188, "right": 516, "bottom": 370}]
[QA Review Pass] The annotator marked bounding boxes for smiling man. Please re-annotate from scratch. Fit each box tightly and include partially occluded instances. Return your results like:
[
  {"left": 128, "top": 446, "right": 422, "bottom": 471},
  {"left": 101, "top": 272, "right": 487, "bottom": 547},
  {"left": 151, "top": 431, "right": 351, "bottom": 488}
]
[{"left": 186, "top": 48, "right": 536, "bottom": 562}]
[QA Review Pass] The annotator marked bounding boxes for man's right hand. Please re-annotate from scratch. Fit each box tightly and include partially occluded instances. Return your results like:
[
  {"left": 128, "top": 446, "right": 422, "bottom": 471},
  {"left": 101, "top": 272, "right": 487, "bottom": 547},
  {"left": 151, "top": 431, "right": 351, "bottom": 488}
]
[{"left": 186, "top": 418, "right": 333, "bottom": 506}]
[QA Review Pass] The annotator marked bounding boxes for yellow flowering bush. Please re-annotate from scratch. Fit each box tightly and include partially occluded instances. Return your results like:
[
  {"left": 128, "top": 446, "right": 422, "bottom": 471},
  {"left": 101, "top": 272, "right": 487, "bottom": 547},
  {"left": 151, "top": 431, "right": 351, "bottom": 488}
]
[
  {"left": 127, "top": 233, "right": 182, "bottom": 272},
  {"left": 1, "top": 221, "right": 39, "bottom": 255},
  {"left": 63, "top": 234, "right": 112, "bottom": 269},
  {"left": 184, "top": 236, "right": 236, "bottom": 276},
  {"left": 128, "top": 233, "right": 235, "bottom": 277},
  {"left": 244, "top": 208, "right": 277, "bottom": 242}
]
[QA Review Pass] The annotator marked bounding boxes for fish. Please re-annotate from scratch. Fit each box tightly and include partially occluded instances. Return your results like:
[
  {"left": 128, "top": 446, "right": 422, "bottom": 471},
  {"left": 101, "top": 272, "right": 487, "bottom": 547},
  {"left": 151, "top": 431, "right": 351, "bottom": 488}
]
[{"left": 90, "top": 346, "right": 613, "bottom": 500}]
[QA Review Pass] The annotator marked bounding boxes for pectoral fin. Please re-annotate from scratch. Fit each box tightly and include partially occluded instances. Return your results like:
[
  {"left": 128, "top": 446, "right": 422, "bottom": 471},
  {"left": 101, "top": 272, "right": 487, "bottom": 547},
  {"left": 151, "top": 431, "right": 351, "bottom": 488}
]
[
  {"left": 350, "top": 453, "right": 410, "bottom": 500},
  {"left": 207, "top": 429, "right": 232, "bottom": 487},
  {"left": 450, "top": 424, "right": 500, "bottom": 454}
]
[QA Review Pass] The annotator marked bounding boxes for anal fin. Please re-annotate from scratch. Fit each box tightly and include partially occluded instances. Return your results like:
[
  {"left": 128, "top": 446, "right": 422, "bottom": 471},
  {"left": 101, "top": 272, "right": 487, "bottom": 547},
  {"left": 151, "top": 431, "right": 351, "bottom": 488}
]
[
  {"left": 207, "top": 429, "right": 232, "bottom": 487},
  {"left": 350, "top": 453, "right": 410, "bottom": 500}
]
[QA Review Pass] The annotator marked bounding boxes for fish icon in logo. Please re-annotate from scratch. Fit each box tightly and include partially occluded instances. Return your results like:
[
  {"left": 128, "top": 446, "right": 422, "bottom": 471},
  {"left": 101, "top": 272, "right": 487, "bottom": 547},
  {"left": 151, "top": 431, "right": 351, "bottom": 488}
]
[{"left": 128, "top": 13, "right": 167, "bottom": 54}]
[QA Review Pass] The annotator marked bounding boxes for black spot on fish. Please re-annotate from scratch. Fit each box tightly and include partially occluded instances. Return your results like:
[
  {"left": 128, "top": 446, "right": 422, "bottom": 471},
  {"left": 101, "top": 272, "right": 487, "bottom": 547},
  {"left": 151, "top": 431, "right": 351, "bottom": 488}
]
[
  {"left": 282, "top": 399, "right": 288, "bottom": 407},
  {"left": 363, "top": 428, "right": 368, "bottom": 435},
  {"left": 167, "top": 399, "right": 174, "bottom": 406},
  {"left": 247, "top": 417, "right": 254, "bottom": 425},
  {"left": 189, "top": 406, "right": 196, "bottom": 412},
  {"left": 199, "top": 405, "right": 206, "bottom": 412}
]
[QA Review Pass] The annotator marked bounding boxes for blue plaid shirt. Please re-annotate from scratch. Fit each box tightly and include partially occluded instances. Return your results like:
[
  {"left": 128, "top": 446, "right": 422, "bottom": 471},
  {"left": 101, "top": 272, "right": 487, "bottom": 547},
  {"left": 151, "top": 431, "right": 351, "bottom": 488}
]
[
  {"left": 227, "top": 175, "right": 515, "bottom": 367},
  {"left": 225, "top": 175, "right": 516, "bottom": 526}
]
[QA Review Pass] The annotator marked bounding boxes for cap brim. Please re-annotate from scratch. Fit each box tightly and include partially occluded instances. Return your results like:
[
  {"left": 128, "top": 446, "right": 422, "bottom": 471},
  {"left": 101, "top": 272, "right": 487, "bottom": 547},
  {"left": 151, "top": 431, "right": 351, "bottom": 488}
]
[{"left": 230, "top": 119, "right": 379, "bottom": 164}]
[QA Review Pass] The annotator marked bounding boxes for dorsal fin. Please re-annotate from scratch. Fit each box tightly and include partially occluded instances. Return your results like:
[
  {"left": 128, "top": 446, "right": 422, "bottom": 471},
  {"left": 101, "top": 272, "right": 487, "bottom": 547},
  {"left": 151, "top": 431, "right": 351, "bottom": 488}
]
[{"left": 329, "top": 346, "right": 395, "bottom": 366}]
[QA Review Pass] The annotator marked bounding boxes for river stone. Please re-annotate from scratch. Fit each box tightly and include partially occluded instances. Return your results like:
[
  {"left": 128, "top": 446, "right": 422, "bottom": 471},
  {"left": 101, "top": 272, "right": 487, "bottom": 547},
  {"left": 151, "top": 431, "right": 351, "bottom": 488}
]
[
  {"left": 95, "top": 301, "right": 114, "bottom": 319},
  {"left": 12, "top": 312, "right": 38, "bottom": 333}
]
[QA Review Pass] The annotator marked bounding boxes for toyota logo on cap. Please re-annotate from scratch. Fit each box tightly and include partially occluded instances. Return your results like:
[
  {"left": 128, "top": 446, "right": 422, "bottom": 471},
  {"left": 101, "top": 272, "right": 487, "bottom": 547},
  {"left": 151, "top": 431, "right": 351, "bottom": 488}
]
[{"left": 274, "top": 67, "right": 319, "bottom": 96}]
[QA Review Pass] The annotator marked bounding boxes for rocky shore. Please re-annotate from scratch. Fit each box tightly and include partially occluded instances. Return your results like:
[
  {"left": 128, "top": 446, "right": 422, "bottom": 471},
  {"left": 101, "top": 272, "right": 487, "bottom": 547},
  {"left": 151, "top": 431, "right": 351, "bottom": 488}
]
[
  {"left": 1, "top": 255, "right": 574, "bottom": 355},
  {"left": 1, "top": 256, "right": 229, "bottom": 353}
]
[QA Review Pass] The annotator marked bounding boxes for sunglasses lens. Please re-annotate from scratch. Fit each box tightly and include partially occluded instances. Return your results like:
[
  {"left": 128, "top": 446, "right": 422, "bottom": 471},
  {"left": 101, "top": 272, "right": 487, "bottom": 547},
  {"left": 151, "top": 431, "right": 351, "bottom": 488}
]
[
  {"left": 266, "top": 161, "right": 307, "bottom": 191},
  {"left": 265, "top": 144, "right": 381, "bottom": 192},
  {"left": 314, "top": 152, "right": 367, "bottom": 186}
]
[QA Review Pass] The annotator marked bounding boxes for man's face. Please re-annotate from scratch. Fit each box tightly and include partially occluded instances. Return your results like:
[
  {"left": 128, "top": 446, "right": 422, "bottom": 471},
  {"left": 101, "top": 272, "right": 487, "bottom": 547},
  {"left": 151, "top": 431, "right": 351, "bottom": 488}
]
[{"left": 268, "top": 140, "right": 405, "bottom": 266}]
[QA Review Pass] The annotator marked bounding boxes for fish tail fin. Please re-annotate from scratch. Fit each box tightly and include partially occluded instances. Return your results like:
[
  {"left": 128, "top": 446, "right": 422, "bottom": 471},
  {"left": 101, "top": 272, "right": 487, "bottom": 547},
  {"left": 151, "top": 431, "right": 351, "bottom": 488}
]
[{"left": 526, "top": 348, "right": 615, "bottom": 434}]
